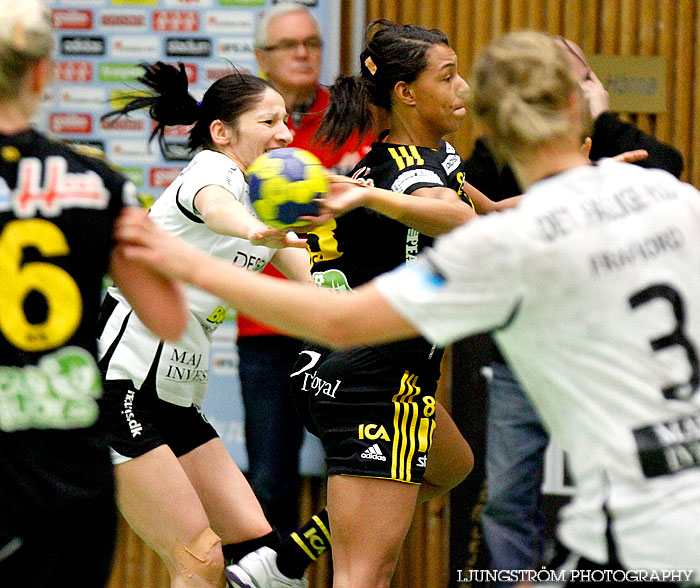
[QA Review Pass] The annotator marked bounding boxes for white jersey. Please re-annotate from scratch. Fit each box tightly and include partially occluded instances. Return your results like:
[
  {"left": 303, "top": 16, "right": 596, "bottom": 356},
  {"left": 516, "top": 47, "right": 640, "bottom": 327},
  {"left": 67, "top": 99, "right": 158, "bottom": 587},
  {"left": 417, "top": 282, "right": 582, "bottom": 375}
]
[
  {"left": 99, "top": 149, "right": 275, "bottom": 407},
  {"left": 375, "top": 159, "right": 700, "bottom": 571}
]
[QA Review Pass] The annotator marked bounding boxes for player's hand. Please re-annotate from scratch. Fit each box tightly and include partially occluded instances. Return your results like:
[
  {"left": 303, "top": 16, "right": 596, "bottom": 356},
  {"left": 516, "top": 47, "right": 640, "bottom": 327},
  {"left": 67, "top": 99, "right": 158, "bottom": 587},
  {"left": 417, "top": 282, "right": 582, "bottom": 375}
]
[
  {"left": 580, "top": 137, "right": 593, "bottom": 159},
  {"left": 115, "top": 207, "right": 204, "bottom": 282},
  {"left": 581, "top": 137, "right": 648, "bottom": 165},
  {"left": 315, "top": 174, "right": 371, "bottom": 219},
  {"left": 580, "top": 70, "right": 609, "bottom": 119},
  {"left": 612, "top": 149, "right": 648, "bottom": 163},
  {"left": 248, "top": 225, "right": 308, "bottom": 248}
]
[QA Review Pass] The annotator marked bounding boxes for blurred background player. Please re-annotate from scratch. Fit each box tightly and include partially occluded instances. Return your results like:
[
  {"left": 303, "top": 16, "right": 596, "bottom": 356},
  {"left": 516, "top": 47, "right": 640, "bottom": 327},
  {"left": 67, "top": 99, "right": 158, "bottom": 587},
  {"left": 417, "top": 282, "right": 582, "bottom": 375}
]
[
  {"left": 235, "top": 1, "right": 373, "bottom": 540},
  {"left": 115, "top": 28, "right": 700, "bottom": 587},
  {"left": 460, "top": 36, "right": 684, "bottom": 585},
  {"left": 0, "top": 3, "right": 188, "bottom": 587}
]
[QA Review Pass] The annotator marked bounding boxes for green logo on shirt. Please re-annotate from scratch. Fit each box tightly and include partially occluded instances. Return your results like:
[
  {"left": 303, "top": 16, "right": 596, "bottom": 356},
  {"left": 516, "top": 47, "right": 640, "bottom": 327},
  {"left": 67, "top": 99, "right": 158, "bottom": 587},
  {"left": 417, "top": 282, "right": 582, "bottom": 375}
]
[
  {"left": 0, "top": 347, "right": 102, "bottom": 432},
  {"left": 313, "top": 269, "right": 352, "bottom": 292}
]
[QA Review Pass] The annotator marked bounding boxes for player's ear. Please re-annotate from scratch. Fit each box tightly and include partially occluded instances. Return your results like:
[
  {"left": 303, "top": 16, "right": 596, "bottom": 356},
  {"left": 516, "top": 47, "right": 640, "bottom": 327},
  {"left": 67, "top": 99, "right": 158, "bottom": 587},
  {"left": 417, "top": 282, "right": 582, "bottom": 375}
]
[
  {"left": 393, "top": 81, "right": 416, "bottom": 107},
  {"left": 209, "top": 119, "right": 234, "bottom": 146}
]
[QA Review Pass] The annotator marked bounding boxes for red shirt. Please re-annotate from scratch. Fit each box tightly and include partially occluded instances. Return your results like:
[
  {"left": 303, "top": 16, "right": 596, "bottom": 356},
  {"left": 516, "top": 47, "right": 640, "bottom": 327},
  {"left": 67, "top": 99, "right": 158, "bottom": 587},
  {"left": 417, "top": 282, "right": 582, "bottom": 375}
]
[{"left": 237, "top": 87, "right": 373, "bottom": 337}]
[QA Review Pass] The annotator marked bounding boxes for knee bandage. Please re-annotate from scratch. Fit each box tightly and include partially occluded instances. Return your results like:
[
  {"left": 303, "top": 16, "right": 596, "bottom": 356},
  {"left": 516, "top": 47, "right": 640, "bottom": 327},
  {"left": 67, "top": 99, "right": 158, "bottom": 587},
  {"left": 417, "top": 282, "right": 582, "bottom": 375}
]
[{"left": 173, "top": 527, "right": 223, "bottom": 583}]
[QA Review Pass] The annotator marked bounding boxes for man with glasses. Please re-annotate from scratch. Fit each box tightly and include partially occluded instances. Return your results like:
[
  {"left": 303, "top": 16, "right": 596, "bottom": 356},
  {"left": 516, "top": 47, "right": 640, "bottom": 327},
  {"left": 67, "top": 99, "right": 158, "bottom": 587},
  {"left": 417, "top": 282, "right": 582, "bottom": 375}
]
[
  {"left": 254, "top": 2, "right": 372, "bottom": 173},
  {"left": 461, "top": 36, "right": 684, "bottom": 588}
]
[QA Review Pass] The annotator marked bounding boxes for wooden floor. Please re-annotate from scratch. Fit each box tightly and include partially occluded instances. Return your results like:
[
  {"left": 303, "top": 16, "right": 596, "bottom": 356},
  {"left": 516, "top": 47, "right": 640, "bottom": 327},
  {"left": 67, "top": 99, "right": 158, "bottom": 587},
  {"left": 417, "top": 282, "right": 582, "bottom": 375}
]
[{"left": 107, "top": 477, "right": 450, "bottom": 588}]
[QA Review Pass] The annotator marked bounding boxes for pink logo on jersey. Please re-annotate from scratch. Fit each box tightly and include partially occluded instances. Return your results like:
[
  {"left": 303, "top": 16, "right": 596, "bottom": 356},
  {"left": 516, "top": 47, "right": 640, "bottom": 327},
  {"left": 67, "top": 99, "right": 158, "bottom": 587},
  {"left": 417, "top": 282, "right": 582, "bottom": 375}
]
[{"left": 14, "top": 157, "right": 109, "bottom": 217}]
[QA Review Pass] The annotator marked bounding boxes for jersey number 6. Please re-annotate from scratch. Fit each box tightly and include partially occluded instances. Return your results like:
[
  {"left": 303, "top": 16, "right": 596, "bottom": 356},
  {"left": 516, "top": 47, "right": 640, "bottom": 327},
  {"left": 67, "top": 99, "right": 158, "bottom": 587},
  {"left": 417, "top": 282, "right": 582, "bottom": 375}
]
[{"left": 0, "top": 219, "right": 82, "bottom": 352}]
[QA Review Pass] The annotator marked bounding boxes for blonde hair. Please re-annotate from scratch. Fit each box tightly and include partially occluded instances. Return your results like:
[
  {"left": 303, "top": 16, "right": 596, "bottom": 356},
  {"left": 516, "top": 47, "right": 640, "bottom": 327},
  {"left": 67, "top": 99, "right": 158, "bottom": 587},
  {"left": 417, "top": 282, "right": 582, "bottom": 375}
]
[
  {"left": 0, "top": 0, "right": 52, "bottom": 98},
  {"left": 470, "top": 31, "right": 590, "bottom": 164}
]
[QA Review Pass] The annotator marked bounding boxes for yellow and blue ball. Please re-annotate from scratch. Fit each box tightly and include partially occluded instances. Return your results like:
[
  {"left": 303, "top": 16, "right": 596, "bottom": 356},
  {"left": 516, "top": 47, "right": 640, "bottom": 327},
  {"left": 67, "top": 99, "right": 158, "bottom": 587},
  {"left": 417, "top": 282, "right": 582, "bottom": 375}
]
[{"left": 247, "top": 147, "right": 329, "bottom": 230}]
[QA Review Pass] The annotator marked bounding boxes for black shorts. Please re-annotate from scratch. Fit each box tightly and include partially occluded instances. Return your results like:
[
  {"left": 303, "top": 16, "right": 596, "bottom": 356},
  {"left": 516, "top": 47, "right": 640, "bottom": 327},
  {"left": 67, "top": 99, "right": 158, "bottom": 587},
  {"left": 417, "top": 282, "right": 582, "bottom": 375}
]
[
  {"left": 290, "top": 340, "right": 443, "bottom": 484},
  {"left": 99, "top": 378, "right": 219, "bottom": 462}
]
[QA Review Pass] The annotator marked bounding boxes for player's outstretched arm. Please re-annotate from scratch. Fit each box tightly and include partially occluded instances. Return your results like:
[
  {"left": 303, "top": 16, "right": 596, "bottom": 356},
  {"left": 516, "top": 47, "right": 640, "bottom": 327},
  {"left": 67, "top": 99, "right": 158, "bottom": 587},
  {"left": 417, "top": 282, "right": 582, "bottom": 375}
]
[
  {"left": 195, "top": 184, "right": 307, "bottom": 249},
  {"left": 115, "top": 208, "right": 418, "bottom": 348},
  {"left": 320, "top": 176, "right": 475, "bottom": 236},
  {"left": 110, "top": 208, "right": 189, "bottom": 341}
]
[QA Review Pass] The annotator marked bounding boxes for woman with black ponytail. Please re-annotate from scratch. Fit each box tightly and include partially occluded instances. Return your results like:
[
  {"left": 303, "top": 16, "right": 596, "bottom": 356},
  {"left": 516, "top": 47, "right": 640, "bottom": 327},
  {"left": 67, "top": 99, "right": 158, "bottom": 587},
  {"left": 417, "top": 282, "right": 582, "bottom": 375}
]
[
  {"left": 97, "top": 63, "right": 317, "bottom": 587},
  {"left": 289, "top": 19, "right": 519, "bottom": 588}
]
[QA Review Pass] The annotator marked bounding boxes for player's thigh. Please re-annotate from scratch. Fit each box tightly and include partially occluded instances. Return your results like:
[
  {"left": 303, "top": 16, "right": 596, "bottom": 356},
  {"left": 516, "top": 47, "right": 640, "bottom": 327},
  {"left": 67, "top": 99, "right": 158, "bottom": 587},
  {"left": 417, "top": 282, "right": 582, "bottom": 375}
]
[
  {"left": 115, "top": 444, "right": 212, "bottom": 559},
  {"left": 179, "top": 437, "right": 271, "bottom": 543},
  {"left": 326, "top": 474, "right": 420, "bottom": 585},
  {"left": 423, "top": 401, "right": 474, "bottom": 490}
]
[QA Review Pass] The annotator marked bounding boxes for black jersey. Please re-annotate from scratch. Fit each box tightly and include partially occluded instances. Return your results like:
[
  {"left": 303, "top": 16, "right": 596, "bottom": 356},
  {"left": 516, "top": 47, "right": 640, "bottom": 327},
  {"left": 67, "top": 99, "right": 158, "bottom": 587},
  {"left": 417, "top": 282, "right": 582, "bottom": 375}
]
[
  {"left": 0, "top": 129, "right": 135, "bottom": 521},
  {"left": 306, "top": 135, "right": 469, "bottom": 291}
]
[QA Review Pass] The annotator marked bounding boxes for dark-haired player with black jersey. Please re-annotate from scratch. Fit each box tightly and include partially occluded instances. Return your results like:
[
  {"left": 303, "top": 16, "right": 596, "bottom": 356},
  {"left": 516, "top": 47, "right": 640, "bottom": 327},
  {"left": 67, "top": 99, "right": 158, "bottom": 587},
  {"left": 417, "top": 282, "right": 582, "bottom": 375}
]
[
  {"left": 266, "top": 19, "right": 516, "bottom": 588},
  {"left": 0, "top": 2, "right": 188, "bottom": 587}
]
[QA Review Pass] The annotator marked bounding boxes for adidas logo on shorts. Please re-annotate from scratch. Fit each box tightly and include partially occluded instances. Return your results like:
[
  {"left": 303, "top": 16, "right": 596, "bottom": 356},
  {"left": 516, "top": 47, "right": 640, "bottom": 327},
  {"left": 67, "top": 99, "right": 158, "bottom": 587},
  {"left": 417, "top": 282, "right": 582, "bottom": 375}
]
[{"left": 360, "top": 443, "right": 386, "bottom": 461}]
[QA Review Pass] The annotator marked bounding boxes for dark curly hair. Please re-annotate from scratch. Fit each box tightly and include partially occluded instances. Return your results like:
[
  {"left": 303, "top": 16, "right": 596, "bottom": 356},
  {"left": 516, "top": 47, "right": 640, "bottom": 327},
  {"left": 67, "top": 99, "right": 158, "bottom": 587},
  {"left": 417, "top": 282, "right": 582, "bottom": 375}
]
[{"left": 315, "top": 19, "right": 449, "bottom": 149}]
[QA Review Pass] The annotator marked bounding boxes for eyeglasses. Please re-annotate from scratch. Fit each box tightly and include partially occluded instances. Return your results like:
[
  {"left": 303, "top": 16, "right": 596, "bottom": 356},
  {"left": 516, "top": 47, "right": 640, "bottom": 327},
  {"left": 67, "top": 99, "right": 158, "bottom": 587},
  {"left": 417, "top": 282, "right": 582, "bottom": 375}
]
[{"left": 259, "top": 37, "right": 323, "bottom": 52}]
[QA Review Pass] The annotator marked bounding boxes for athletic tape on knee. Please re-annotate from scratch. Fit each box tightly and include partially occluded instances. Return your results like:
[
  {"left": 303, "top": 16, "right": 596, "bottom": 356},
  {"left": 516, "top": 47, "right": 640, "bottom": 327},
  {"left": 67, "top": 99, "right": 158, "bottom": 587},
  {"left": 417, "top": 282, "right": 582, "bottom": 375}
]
[{"left": 173, "top": 527, "right": 222, "bottom": 583}]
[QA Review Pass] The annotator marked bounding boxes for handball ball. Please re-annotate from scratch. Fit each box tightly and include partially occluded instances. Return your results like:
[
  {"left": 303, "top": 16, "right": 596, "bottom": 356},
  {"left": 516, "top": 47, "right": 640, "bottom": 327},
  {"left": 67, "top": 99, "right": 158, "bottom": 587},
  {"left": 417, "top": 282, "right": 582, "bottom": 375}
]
[{"left": 247, "top": 147, "right": 329, "bottom": 230}]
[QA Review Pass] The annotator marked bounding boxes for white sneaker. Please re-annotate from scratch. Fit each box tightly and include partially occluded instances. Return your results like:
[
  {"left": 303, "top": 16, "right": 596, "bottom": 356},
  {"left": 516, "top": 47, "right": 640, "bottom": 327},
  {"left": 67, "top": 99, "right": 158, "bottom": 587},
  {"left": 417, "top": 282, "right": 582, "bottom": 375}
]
[{"left": 225, "top": 546, "right": 309, "bottom": 588}]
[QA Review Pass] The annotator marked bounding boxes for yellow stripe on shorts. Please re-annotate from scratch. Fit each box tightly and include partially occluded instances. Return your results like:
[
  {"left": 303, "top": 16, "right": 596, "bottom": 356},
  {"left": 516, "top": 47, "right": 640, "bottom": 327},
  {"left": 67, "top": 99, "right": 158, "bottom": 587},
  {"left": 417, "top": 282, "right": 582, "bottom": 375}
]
[{"left": 391, "top": 370, "right": 422, "bottom": 482}]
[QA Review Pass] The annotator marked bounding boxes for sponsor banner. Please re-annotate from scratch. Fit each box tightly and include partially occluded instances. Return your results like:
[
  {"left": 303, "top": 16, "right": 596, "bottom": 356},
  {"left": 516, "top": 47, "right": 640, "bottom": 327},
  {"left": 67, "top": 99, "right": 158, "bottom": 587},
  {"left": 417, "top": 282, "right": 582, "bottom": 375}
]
[
  {"left": 52, "top": 9, "right": 93, "bottom": 30},
  {"left": 152, "top": 10, "right": 199, "bottom": 32},
  {"left": 99, "top": 62, "right": 143, "bottom": 82},
  {"left": 99, "top": 10, "right": 148, "bottom": 31},
  {"left": 101, "top": 114, "right": 148, "bottom": 134},
  {"left": 38, "top": 0, "right": 340, "bottom": 211},
  {"left": 165, "top": 0, "right": 214, "bottom": 6},
  {"left": 49, "top": 113, "right": 93, "bottom": 135},
  {"left": 59, "top": 36, "right": 106, "bottom": 56},
  {"left": 215, "top": 37, "right": 255, "bottom": 61},
  {"left": 201, "top": 61, "right": 250, "bottom": 82},
  {"left": 55, "top": 61, "right": 94, "bottom": 83},
  {"left": 67, "top": 139, "right": 106, "bottom": 155},
  {"left": 165, "top": 37, "right": 212, "bottom": 57},
  {"left": 60, "top": 0, "right": 107, "bottom": 6},
  {"left": 203, "top": 10, "right": 255, "bottom": 34},
  {"left": 112, "top": 0, "right": 158, "bottom": 4},
  {"left": 162, "top": 124, "right": 194, "bottom": 139},
  {"left": 150, "top": 166, "right": 185, "bottom": 188},
  {"left": 220, "top": 0, "right": 265, "bottom": 5},
  {"left": 110, "top": 35, "right": 160, "bottom": 59},
  {"left": 116, "top": 166, "right": 145, "bottom": 187},
  {"left": 58, "top": 85, "right": 108, "bottom": 109},
  {"left": 108, "top": 140, "right": 161, "bottom": 164}
]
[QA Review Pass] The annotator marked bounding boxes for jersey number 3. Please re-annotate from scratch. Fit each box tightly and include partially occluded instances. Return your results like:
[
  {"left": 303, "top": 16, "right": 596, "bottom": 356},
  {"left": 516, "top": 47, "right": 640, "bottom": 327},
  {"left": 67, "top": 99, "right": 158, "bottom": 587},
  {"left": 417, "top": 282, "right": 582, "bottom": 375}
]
[
  {"left": 629, "top": 283, "right": 699, "bottom": 400},
  {"left": 0, "top": 219, "right": 82, "bottom": 352}
]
